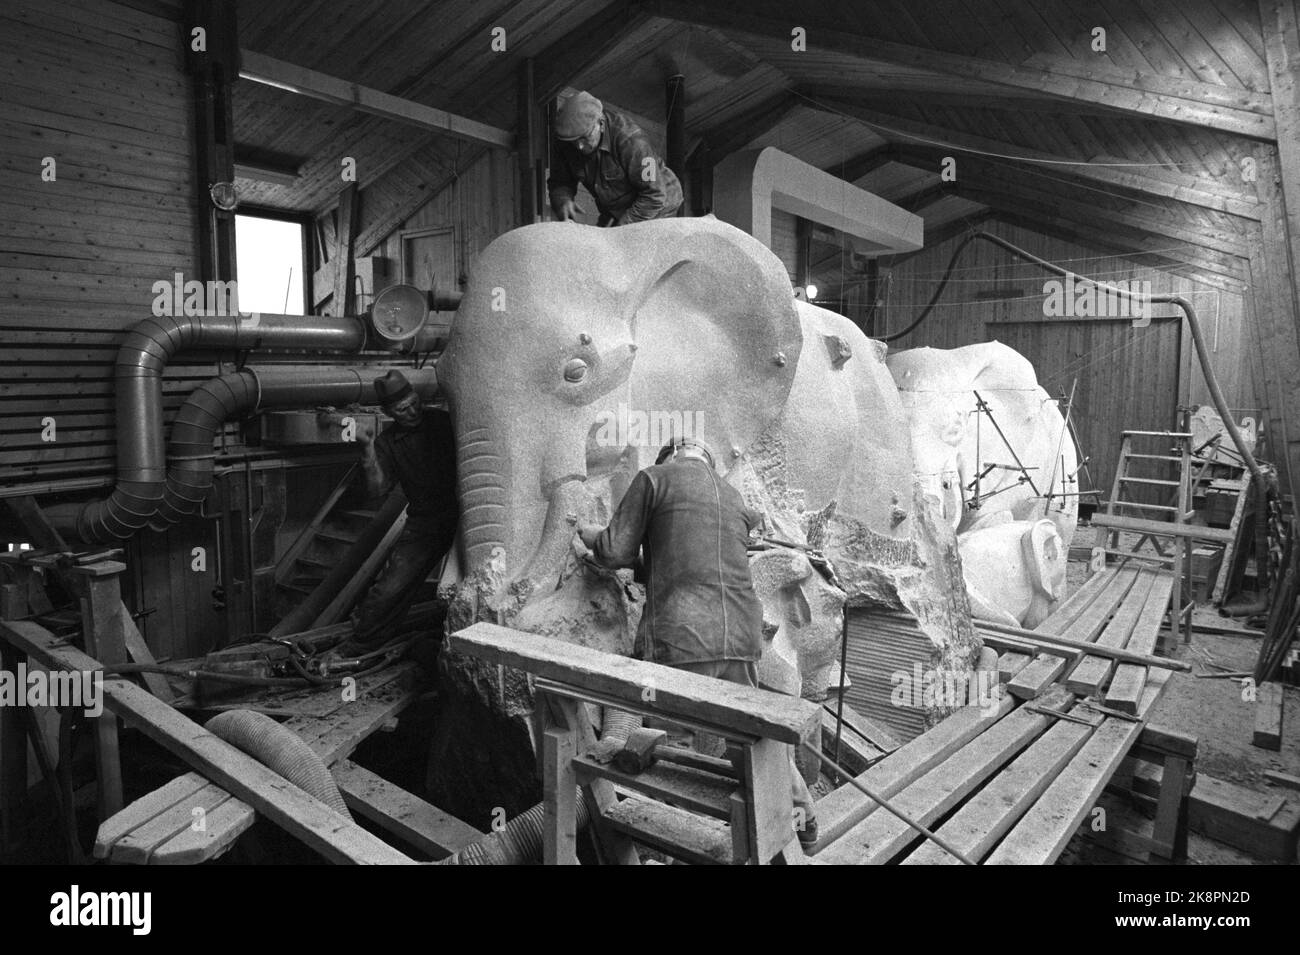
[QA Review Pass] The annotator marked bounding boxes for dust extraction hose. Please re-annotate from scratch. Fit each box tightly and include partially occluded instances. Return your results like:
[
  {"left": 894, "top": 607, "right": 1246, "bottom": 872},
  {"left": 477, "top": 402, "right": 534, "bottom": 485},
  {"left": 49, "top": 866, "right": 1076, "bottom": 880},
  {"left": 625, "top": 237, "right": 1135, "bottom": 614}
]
[
  {"left": 205, "top": 709, "right": 352, "bottom": 820},
  {"left": 441, "top": 793, "right": 592, "bottom": 864},
  {"left": 440, "top": 709, "right": 640, "bottom": 864}
]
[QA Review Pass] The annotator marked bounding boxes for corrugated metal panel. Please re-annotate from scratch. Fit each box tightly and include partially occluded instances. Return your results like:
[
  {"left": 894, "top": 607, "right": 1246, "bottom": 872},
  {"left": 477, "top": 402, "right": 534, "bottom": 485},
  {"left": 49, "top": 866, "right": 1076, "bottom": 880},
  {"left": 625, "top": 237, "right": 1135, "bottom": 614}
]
[{"left": 841, "top": 608, "right": 936, "bottom": 743}]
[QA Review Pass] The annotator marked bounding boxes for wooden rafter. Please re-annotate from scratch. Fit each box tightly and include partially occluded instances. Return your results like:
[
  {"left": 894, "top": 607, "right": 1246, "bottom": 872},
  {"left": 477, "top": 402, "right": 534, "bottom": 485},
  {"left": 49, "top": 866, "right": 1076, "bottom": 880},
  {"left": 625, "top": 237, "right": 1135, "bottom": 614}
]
[
  {"left": 697, "top": 89, "right": 798, "bottom": 159},
  {"left": 642, "top": 0, "right": 1277, "bottom": 139},
  {"left": 532, "top": 0, "right": 652, "bottom": 102},
  {"left": 812, "top": 98, "right": 1263, "bottom": 221},
  {"left": 876, "top": 147, "right": 1251, "bottom": 261},
  {"left": 239, "top": 50, "right": 513, "bottom": 149}
]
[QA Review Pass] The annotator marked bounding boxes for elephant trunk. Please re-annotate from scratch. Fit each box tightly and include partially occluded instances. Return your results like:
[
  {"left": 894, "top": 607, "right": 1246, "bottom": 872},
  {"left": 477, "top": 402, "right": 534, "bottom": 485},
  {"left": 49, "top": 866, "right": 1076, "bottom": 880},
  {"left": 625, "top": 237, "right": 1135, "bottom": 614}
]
[
  {"left": 455, "top": 414, "right": 593, "bottom": 592},
  {"left": 457, "top": 424, "right": 510, "bottom": 569}
]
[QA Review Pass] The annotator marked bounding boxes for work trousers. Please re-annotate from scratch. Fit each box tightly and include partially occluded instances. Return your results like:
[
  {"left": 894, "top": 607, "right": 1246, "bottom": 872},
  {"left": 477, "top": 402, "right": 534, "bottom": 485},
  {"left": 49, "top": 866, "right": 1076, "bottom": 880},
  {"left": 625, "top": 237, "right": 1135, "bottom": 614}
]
[
  {"left": 351, "top": 521, "right": 455, "bottom": 647},
  {"left": 671, "top": 658, "right": 817, "bottom": 831}
]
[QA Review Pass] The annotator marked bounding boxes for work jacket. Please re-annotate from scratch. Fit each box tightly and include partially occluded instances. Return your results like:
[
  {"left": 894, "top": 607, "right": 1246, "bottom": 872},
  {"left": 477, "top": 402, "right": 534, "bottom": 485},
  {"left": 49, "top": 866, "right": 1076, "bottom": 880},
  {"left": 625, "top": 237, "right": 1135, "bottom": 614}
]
[
  {"left": 374, "top": 408, "right": 458, "bottom": 534},
  {"left": 547, "top": 108, "right": 683, "bottom": 224},
  {"left": 591, "top": 457, "right": 764, "bottom": 666}
]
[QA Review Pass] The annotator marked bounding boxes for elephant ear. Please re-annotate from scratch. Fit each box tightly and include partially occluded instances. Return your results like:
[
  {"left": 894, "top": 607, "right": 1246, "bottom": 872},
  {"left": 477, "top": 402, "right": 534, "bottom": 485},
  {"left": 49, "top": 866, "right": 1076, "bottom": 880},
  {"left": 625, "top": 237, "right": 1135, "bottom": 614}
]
[
  {"left": 618, "top": 222, "right": 804, "bottom": 462},
  {"left": 1022, "top": 519, "right": 1066, "bottom": 600}
]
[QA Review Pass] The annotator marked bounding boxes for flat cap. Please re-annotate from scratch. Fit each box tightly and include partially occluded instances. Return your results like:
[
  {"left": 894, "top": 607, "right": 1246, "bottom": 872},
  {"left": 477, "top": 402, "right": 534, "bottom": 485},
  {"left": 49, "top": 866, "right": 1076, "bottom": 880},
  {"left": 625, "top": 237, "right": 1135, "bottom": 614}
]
[{"left": 555, "top": 91, "right": 603, "bottom": 141}]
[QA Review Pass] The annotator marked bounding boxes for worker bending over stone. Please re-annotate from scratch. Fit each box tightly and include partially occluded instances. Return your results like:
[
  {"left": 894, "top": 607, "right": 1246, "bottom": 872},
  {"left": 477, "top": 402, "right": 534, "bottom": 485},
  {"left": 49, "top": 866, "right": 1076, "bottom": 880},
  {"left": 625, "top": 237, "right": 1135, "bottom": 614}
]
[
  {"left": 578, "top": 437, "right": 818, "bottom": 850},
  {"left": 547, "top": 90, "right": 683, "bottom": 226},
  {"left": 342, "top": 370, "right": 459, "bottom": 654}
]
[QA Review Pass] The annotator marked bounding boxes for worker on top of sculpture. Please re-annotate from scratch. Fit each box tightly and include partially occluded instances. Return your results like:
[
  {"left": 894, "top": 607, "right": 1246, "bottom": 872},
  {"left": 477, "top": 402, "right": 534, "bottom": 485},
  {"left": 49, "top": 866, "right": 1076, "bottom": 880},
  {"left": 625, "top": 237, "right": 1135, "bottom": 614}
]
[
  {"left": 547, "top": 90, "right": 683, "bottom": 226},
  {"left": 341, "top": 370, "right": 459, "bottom": 654},
  {"left": 577, "top": 436, "right": 818, "bottom": 850}
]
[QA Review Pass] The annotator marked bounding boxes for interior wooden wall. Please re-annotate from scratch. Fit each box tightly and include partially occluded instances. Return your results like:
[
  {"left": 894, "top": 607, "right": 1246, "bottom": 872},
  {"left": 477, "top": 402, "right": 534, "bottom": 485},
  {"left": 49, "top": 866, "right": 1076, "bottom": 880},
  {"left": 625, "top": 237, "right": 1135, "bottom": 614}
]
[
  {"left": 368, "top": 149, "right": 517, "bottom": 296},
  {"left": 0, "top": 0, "right": 203, "bottom": 492},
  {"left": 879, "top": 218, "right": 1262, "bottom": 505}
]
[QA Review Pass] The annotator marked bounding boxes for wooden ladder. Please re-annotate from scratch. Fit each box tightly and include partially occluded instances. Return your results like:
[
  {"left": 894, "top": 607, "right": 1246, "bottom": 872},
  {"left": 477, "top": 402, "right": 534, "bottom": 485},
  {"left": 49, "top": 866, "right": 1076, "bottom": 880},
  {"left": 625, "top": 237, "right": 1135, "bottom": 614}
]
[{"left": 1096, "top": 430, "right": 1195, "bottom": 642}]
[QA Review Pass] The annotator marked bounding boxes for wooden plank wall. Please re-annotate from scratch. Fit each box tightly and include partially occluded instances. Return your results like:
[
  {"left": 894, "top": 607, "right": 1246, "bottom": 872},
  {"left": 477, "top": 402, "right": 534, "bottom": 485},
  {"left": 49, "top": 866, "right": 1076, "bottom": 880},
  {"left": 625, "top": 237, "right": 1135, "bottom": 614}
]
[
  {"left": 0, "top": 0, "right": 203, "bottom": 491},
  {"left": 878, "top": 219, "right": 1261, "bottom": 505},
  {"left": 369, "top": 149, "right": 517, "bottom": 296}
]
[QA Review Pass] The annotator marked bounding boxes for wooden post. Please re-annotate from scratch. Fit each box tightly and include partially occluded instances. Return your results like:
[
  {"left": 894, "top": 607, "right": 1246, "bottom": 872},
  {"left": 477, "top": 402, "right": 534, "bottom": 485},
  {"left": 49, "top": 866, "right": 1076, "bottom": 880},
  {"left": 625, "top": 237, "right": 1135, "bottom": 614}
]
[
  {"left": 1259, "top": 2, "right": 1300, "bottom": 503},
  {"left": 541, "top": 726, "right": 578, "bottom": 865},
  {"left": 516, "top": 58, "right": 539, "bottom": 227},
  {"left": 688, "top": 141, "right": 712, "bottom": 216},
  {"left": 184, "top": 0, "right": 239, "bottom": 285},
  {"left": 1249, "top": 148, "right": 1300, "bottom": 505},
  {"left": 0, "top": 639, "right": 27, "bottom": 852},
  {"left": 69, "top": 561, "right": 130, "bottom": 821},
  {"left": 332, "top": 183, "right": 359, "bottom": 317},
  {"left": 666, "top": 74, "right": 686, "bottom": 215}
]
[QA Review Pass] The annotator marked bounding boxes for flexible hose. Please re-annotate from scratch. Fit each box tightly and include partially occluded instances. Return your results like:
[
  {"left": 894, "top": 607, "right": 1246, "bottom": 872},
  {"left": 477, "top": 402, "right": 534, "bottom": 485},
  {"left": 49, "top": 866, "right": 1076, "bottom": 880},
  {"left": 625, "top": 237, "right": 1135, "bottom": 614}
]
[
  {"left": 205, "top": 709, "right": 352, "bottom": 820},
  {"left": 600, "top": 708, "right": 643, "bottom": 745},
  {"left": 439, "top": 709, "right": 638, "bottom": 864},
  {"left": 441, "top": 792, "right": 592, "bottom": 864}
]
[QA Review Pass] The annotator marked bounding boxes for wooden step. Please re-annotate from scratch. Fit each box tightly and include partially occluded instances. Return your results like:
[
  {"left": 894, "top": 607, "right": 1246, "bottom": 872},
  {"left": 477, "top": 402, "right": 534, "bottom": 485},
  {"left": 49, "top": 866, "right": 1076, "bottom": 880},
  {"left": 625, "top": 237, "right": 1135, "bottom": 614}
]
[
  {"left": 601, "top": 795, "right": 734, "bottom": 865},
  {"left": 1112, "top": 502, "right": 1177, "bottom": 513},
  {"left": 1123, "top": 431, "right": 1192, "bottom": 438},
  {"left": 1119, "top": 476, "right": 1179, "bottom": 487},
  {"left": 574, "top": 755, "right": 736, "bottom": 820},
  {"left": 339, "top": 509, "right": 380, "bottom": 522},
  {"left": 1090, "top": 514, "right": 1235, "bottom": 543},
  {"left": 278, "top": 582, "right": 315, "bottom": 596},
  {"left": 1125, "top": 454, "right": 1184, "bottom": 463},
  {"left": 315, "top": 530, "right": 359, "bottom": 545},
  {"left": 296, "top": 557, "right": 334, "bottom": 570}
]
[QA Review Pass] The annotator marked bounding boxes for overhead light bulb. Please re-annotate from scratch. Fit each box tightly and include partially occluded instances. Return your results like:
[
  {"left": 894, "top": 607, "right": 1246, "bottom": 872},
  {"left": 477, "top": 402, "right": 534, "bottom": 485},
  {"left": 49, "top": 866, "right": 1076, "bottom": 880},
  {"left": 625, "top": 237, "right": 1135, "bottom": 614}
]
[{"left": 805, "top": 283, "right": 818, "bottom": 299}]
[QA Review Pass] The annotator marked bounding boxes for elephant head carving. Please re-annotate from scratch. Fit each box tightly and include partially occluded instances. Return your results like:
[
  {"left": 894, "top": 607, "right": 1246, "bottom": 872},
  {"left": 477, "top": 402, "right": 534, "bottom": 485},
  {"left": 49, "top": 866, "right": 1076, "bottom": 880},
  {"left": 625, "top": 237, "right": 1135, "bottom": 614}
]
[{"left": 438, "top": 217, "right": 804, "bottom": 599}]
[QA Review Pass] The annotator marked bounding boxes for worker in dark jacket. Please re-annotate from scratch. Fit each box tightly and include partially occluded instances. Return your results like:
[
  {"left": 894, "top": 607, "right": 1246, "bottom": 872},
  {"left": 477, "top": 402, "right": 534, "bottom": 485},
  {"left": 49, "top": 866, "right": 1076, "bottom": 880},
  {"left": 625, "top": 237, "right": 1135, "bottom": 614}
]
[
  {"left": 547, "top": 90, "right": 683, "bottom": 226},
  {"left": 577, "top": 437, "right": 818, "bottom": 849},
  {"left": 343, "top": 370, "right": 458, "bottom": 653}
]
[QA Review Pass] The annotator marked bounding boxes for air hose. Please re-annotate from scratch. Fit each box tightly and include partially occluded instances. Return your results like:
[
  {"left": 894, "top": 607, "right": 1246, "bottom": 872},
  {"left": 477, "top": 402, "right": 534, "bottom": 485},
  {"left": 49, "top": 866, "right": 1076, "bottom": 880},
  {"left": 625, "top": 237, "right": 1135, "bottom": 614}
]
[
  {"left": 439, "top": 708, "right": 638, "bottom": 864},
  {"left": 440, "top": 794, "right": 593, "bottom": 865},
  {"left": 205, "top": 709, "right": 352, "bottom": 819}
]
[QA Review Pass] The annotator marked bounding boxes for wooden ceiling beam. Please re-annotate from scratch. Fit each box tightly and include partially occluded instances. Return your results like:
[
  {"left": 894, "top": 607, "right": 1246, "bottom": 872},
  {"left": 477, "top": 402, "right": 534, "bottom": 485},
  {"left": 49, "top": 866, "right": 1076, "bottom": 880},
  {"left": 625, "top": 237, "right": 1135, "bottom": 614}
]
[
  {"left": 641, "top": 0, "right": 1276, "bottom": 139},
  {"left": 698, "top": 89, "right": 798, "bottom": 160},
  {"left": 532, "top": 0, "right": 653, "bottom": 103},
  {"left": 956, "top": 191, "right": 1246, "bottom": 287},
  {"left": 879, "top": 145, "right": 1251, "bottom": 259},
  {"left": 958, "top": 181, "right": 1249, "bottom": 266},
  {"left": 823, "top": 145, "right": 897, "bottom": 184},
  {"left": 239, "top": 50, "right": 513, "bottom": 149},
  {"left": 986, "top": 212, "right": 1245, "bottom": 294},
  {"left": 810, "top": 99, "right": 1263, "bottom": 222}
]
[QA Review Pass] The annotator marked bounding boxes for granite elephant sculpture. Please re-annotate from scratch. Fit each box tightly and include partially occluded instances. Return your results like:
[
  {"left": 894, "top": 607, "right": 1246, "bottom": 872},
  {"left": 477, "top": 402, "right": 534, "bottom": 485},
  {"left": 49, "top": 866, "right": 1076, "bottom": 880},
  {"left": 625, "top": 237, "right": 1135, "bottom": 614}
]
[
  {"left": 886, "top": 342, "right": 1078, "bottom": 627},
  {"left": 886, "top": 341, "right": 1078, "bottom": 543},
  {"left": 429, "top": 217, "right": 978, "bottom": 816}
]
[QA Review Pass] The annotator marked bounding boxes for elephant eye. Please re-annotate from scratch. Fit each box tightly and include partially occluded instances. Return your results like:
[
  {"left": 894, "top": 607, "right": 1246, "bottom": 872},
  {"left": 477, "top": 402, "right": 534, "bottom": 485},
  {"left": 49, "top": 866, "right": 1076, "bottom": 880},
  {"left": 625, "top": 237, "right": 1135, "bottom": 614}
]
[{"left": 563, "top": 358, "right": 589, "bottom": 382}]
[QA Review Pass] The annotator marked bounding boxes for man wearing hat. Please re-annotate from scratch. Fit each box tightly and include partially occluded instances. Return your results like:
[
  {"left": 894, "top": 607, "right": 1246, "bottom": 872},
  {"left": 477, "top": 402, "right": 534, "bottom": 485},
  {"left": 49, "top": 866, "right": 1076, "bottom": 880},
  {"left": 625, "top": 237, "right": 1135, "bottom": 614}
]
[
  {"left": 576, "top": 437, "right": 818, "bottom": 851},
  {"left": 344, "top": 370, "right": 459, "bottom": 652},
  {"left": 547, "top": 90, "right": 683, "bottom": 226}
]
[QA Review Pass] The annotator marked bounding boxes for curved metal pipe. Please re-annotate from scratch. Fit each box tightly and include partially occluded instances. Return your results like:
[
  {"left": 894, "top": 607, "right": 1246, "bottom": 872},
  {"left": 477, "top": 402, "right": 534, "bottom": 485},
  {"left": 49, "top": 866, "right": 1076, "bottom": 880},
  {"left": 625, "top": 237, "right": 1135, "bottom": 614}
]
[
  {"left": 50, "top": 310, "right": 447, "bottom": 542},
  {"left": 50, "top": 362, "right": 438, "bottom": 540}
]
